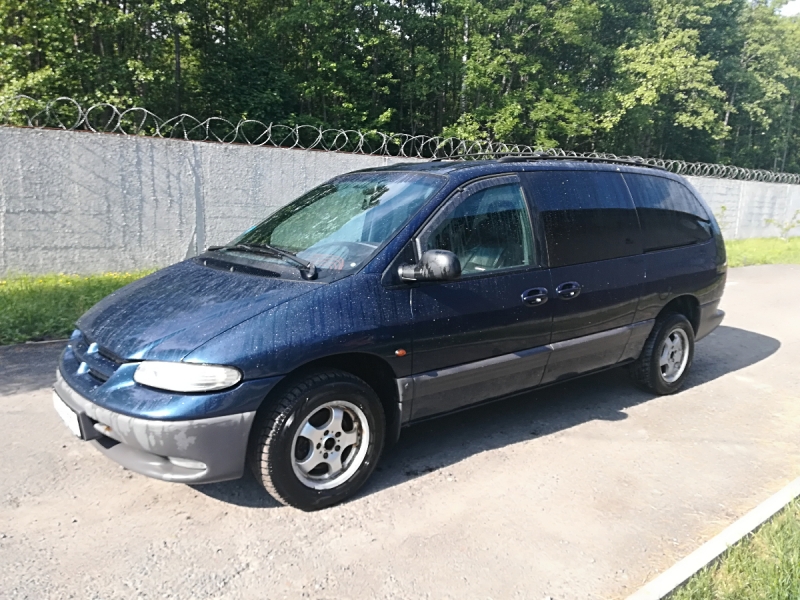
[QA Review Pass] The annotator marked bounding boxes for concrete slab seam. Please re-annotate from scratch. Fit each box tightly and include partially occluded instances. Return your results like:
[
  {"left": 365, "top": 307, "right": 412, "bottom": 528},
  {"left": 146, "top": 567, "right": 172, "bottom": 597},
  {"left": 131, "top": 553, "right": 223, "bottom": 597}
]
[{"left": 626, "top": 475, "right": 800, "bottom": 600}]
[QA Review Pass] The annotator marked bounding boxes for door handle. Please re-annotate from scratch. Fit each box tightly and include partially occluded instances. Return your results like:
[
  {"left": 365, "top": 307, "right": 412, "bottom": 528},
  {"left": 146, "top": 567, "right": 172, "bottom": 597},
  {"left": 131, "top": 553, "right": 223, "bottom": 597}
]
[
  {"left": 555, "top": 281, "right": 582, "bottom": 300},
  {"left": 521, "top": 287, "right": 549, "bottom": 306}
]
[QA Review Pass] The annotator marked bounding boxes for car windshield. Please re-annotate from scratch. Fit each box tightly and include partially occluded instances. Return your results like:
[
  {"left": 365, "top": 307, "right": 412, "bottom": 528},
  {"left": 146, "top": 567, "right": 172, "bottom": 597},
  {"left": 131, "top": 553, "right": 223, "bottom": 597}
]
[{"left": 228, "top": 172, "right": 444, "bottom": 279}]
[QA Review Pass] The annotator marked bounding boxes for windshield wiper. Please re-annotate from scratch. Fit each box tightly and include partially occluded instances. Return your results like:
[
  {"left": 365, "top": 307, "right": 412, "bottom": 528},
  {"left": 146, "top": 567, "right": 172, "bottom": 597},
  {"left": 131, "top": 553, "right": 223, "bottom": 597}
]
[{"left": 207, "top": 243, "right": 317, "bottom": 280}]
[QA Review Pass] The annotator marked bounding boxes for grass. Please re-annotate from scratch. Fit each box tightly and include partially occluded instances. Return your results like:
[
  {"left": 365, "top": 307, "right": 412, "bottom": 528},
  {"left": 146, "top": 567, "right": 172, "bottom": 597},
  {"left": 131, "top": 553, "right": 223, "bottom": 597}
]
[
  {"left": 669, "top": 500, "right": 800, "bottom": 600},
  {"left": 0, "top": 236, "right": 798, "bottom": 346},
  {"left": 0, "top": 271, "right": 153, "bottom": 346},
  {"left": 725, "top": 237, "right": 800, "bottom": 268}
]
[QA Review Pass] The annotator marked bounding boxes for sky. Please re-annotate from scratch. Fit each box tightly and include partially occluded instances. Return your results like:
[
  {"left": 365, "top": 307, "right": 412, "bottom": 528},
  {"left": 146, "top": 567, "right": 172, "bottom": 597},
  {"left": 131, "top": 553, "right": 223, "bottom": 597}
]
[{"left": 782, "top": 0, "right": 800, "bottom": 17}]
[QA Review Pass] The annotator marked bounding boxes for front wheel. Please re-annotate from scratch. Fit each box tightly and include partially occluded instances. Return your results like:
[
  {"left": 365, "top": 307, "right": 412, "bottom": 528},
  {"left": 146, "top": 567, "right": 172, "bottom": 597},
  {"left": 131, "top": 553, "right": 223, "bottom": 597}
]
[
  {"left": 630, "top": 313, "right": 695, "bottom": 395},
  {"left": 248, "top": 369, "right": 385, "bottom": 511}
]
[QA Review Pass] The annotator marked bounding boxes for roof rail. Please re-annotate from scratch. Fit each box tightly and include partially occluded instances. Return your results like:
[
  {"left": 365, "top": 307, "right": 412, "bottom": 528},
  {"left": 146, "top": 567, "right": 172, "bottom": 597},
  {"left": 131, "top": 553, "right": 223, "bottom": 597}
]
[{"left": 430, "top": 151, "right": 668, "bottom": 171}]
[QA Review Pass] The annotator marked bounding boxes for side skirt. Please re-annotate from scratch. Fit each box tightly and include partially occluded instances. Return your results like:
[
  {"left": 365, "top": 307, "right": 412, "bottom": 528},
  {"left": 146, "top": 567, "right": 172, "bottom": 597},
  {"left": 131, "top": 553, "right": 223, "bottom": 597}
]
[
  {"left": 396, "top": 319, "right": 654, "bottom": 424},
  {"left": 400, "top": 358, "right": 637, "bottom": 428}
]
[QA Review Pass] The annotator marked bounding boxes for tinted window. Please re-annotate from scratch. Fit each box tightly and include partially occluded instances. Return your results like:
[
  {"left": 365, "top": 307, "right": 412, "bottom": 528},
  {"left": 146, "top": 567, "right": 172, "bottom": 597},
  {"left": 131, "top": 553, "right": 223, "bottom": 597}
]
[
  {"left": 623, "top": 174, "right": 712, "bottom": 252},
  {"left": 525, "top": 171, "right": 642, "bottom": 267},
  {"left": 424, "top": 183, "right": 535, "bottom": 275}
]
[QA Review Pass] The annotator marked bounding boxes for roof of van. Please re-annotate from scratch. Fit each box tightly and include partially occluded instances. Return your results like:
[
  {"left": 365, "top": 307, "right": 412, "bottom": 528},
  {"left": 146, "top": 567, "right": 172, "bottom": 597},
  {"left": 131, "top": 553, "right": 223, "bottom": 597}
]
[{"left": 354, "top": 157, "right": 676, "bottom": 179}]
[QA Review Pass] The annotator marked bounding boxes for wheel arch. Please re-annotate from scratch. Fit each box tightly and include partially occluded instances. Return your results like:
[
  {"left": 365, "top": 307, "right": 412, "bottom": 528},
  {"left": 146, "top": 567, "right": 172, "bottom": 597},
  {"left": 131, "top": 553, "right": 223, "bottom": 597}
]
[
  {"left": 659, "top": 295, "right": 700, "bottom": 333},
  {"left": 256, "top": 352, "right": 403, "bottom": 447}
]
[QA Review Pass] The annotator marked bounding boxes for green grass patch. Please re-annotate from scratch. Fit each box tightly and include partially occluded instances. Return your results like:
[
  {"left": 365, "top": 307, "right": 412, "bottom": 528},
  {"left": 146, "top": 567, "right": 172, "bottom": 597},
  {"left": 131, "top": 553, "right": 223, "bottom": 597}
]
[
  {"left": 670, "top": 500, "right": 800, "bottom": 599},
  {"left": 0, "top": 271, "right": 153, "bottom": 346},
  {"left": 725, "top": 237, "right": 800, "bottom": 268}
]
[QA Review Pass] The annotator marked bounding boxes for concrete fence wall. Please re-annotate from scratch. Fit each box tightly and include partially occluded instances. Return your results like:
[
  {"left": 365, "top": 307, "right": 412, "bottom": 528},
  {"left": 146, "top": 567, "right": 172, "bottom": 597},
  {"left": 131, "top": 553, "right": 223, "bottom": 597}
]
[
  {"left": 689, "top": 178, "right": 800, "bottom": 241},
  {"left": 1, "top": 127, "right": 798, "bottom": 276}
]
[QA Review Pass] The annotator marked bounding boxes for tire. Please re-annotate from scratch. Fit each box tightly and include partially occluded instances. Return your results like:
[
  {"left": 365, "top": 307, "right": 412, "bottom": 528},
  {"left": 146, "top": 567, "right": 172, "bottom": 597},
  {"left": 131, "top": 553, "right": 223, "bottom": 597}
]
[
  {"left": 630, "top": 313, "right": 695, "bottom": 395},
  {"left": 248, "top": 369, "right": 385, "bottom": 511}
]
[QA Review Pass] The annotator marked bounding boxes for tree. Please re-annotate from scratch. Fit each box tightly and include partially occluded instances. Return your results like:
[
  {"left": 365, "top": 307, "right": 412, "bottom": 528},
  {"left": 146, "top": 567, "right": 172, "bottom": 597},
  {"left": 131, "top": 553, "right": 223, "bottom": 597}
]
[{"left": 0, "top": 0, "right": 797, "bottom": 171}]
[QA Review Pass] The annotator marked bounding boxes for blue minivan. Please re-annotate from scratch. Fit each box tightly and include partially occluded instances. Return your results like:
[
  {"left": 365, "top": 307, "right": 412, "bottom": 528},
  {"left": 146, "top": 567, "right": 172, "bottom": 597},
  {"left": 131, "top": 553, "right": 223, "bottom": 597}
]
[{"left": 53, "top": 157, "right": 726, "bottom": 510}]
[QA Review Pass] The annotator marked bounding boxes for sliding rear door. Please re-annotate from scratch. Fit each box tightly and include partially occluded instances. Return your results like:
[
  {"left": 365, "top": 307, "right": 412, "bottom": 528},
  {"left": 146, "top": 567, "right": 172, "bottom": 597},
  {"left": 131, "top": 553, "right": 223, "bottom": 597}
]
[{"left": 522, "top": 169, "right": 645, "bottom": 383}]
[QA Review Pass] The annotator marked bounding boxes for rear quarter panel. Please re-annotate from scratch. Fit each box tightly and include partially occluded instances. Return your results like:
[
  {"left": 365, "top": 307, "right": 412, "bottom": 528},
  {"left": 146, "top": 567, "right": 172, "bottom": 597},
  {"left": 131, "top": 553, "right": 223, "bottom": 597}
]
[{"left": 634, "top": 239, "right": 726, "bottom": 323}]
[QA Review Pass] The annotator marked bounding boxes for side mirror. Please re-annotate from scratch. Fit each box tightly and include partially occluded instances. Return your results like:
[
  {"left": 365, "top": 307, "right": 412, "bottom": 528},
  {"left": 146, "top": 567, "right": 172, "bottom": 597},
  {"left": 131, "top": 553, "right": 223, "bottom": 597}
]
[{"left": 398, "top": 249, "right": 462, "bottom": 282}]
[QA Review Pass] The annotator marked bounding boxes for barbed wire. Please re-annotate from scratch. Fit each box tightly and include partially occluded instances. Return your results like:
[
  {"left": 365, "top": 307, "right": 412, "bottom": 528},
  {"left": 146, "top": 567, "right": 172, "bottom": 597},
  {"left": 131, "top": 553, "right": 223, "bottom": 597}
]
[{"left": 2, "top": 95, "right": 798, "bottom": 184}]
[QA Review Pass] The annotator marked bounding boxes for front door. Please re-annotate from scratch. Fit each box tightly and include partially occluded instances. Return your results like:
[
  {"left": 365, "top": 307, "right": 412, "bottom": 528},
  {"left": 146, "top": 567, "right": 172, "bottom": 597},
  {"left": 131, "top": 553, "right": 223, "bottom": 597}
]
[{"left": 409, "top": 175, "right": 553, "bottom": 420}]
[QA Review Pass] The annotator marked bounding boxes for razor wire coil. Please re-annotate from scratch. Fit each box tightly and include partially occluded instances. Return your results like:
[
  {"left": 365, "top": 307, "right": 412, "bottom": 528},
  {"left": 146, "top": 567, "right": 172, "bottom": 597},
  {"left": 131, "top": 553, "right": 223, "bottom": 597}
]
[{"left": 2, "top": 95, "right": 798, "bottom": 184}]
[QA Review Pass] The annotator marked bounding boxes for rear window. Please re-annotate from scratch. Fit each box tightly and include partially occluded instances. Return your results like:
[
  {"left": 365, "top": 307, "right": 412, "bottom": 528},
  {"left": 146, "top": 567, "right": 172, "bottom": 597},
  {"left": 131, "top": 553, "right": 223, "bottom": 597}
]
[
  {"left": 524, "top": 171, "right": 642, "bottom": 268},
  {"left": 623, "top": 174, "right": 712, "bottom": 252}
]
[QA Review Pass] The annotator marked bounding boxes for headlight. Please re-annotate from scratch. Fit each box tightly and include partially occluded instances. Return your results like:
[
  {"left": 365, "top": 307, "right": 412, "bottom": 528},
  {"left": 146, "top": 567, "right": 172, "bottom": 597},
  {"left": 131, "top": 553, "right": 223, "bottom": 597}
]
[{"left": 133, "top": 361, "right": 242, "bottom": 393}]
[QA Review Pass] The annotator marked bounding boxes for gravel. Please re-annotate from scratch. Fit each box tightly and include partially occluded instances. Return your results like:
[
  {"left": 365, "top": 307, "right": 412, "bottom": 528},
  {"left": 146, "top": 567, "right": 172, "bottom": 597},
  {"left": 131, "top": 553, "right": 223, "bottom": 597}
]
[{"left": 1, "top": 265, "right": 799, "bottom": 600}]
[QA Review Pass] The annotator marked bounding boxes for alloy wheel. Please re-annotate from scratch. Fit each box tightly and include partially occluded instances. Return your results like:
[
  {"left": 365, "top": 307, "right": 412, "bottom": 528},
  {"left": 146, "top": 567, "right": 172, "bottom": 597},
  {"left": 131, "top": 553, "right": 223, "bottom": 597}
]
[
  {"left": 659, "top": 328, "right": 690, "bottom": 383},
  {"left": 290, "top": 400, "right": 370, "bottom": 490}
]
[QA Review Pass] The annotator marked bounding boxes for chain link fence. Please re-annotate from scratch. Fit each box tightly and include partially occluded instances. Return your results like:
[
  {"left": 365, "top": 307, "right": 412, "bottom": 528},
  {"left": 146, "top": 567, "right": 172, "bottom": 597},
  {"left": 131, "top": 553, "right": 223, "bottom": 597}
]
[{"left": 3, "top": 95, "right": 799, "bottom": 185}]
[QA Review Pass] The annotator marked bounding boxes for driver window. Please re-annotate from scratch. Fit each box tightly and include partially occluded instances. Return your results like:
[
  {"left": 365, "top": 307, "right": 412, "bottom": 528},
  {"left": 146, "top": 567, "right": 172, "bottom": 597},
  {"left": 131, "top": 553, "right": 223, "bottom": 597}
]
[{"left": 424, "top": 183, "right": 535, "bottom": 275}]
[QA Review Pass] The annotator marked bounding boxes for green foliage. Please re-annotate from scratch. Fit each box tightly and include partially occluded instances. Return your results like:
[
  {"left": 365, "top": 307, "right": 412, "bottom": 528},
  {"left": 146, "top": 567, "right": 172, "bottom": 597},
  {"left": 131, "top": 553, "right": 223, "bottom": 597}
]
[
  {"left": 0, "top": 271, "right": 153, "bottom": 345},
  {"left": 714, "top": 204, "right": 733, "bottom": 232},
  {"left": 765, "top": 210, "right": 800, "bottom": 240},
  {"left": 670, "top": 500, "right": 800, "bottom": 599},
  {"left": 607, "top": 0, "right": 728, "bottom": 145},
  {"left": 725, "top": 236, "right": 800, "bottom": 267},
  {"left": 0, "top": 0, "right": 798, "bottom": 170}
]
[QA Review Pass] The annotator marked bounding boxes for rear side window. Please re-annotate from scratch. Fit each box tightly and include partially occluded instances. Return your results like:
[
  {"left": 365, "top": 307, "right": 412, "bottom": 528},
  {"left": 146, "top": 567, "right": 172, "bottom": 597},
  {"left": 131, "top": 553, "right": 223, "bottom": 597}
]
[
  {"left": 524, "top": 171, "right": 642, "bottom": 268},
  {"left": 623, "top": 174, "right": 712, "bottom": 252}
]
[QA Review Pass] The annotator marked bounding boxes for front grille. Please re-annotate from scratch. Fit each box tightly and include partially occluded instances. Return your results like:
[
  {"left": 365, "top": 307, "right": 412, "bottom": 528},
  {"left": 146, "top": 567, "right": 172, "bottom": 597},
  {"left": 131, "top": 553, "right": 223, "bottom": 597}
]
[{"left": 70, "top": 330, "right": 123, "bottom": 383}]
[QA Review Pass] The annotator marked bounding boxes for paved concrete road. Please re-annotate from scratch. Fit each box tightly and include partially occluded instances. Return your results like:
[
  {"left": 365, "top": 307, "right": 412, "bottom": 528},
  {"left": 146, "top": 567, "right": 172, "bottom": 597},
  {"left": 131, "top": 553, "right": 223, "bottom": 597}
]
[{"left": 2, "top": 265, "right": 799, "bottom": 600}]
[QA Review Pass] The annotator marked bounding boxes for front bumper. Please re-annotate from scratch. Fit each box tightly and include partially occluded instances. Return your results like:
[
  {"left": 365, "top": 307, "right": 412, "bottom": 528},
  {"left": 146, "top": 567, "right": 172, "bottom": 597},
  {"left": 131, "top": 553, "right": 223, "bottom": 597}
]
[{"left": 54, "top": 370, "right": 255, "bottom": 483}]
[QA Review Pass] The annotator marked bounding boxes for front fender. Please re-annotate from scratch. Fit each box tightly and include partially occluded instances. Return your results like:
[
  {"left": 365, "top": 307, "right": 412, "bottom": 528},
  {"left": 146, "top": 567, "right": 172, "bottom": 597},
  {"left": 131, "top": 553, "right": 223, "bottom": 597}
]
[{"left": 184, "top": 274, "right": 414, "bottom": 380}]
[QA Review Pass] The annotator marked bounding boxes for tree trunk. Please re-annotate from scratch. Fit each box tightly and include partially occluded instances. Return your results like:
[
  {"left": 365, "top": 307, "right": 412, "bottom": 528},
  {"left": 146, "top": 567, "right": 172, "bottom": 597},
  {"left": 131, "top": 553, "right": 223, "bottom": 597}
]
[
  {"left": 460, "top": 15, "right": 468, "bottom": 116},
  {"left": 780, "top": 83, "right": 797, "bottom": 172},
  {"left": 437, "top": 90, "right": 444, "bottom": 133},
  {"left": 174, "top": 28, "right": 182, "bottom": 114},
  {"left": 717, "top": 82, "right": 737, "bottom": 162}
]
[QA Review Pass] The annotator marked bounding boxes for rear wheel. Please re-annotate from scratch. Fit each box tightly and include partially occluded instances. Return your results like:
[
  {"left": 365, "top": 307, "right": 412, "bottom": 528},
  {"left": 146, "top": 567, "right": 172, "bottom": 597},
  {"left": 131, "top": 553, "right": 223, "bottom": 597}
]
[
  {"left": 630, "top": 313, "right": 695, "bottom": 395},
  {"left": 248, "top": 369, "right": 385, "bottom": 511}
]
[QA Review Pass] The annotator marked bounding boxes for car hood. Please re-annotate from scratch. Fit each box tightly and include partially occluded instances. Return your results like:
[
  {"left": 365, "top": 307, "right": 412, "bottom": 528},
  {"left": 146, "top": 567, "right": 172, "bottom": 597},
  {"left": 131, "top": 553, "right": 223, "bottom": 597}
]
[{"left": 77, "top": 259, "right": 316, "bottom": 361}]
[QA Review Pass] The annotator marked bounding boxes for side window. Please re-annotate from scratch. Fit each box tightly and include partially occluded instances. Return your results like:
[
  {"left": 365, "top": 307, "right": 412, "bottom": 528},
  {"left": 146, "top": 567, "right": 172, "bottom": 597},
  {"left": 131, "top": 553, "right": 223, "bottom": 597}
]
[
  {"left": 423, "top": 182, "right": 535, "bottom": 276},
  {"left": 623, "top": 174, "right": 712, "bottom": 252},
  {"left": 524, "top": 171, "right": 642, "bottom": 268}
]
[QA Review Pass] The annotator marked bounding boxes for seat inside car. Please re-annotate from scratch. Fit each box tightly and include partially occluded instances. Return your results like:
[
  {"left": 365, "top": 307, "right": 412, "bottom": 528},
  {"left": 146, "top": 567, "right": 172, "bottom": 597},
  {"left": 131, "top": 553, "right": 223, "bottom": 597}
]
[{"left": 460, "top": 196, "right": 527, "bottom": 273}]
